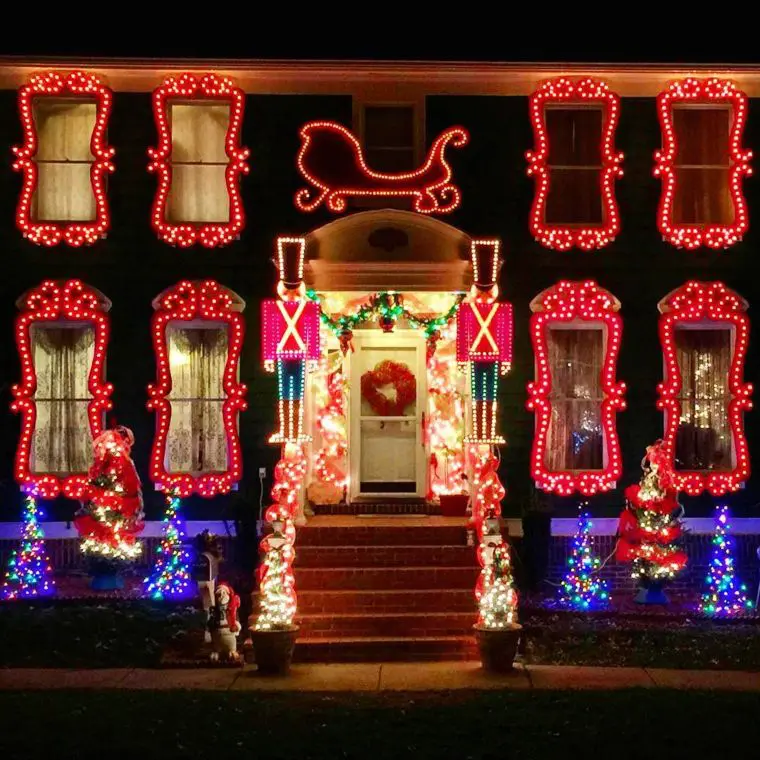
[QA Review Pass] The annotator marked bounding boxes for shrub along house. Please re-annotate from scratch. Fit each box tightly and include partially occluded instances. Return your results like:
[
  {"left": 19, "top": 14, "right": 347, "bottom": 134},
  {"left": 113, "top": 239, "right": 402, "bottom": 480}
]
[{"left": 0, "top": 58, "right": 758, "bottom": 660}]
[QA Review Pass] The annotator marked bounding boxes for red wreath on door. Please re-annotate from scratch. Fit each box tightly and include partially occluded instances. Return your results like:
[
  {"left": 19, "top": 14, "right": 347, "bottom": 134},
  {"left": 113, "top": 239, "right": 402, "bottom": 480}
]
[{"left": 361, "top": 360, "right": 416, "bottom": 416}]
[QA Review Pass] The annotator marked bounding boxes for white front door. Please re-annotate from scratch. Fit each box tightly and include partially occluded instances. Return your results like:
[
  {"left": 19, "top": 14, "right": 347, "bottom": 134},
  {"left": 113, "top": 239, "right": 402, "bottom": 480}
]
[{"left": 349, "top": 330, "right": 426, "bottom": 499}]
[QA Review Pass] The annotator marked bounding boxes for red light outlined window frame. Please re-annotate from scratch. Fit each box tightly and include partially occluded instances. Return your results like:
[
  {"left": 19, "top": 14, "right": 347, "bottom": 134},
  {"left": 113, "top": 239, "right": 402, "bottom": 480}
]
[
  {"left": 13, "top": 71, "right": 114, "bottom": 247},
  {"left": 526, "top": 77, "right": 623, "bottom": 251},
  {"left": 11, "top": 280, "right": 113, "bottom": 498},
  {"left": 654, "top": 78, "right": 752, "bottom": 250},
  {"left": 148, "top": 73, "right": 249, "bottom": 248},
  {"left": 527, "top": 280, "right": 626, "bottom": 496},
  {"left": 658, "top": 281, "right": 752, "bottom": 495},
  {"left": 147, "top": 280, "right": 247, "bottom": 498}
]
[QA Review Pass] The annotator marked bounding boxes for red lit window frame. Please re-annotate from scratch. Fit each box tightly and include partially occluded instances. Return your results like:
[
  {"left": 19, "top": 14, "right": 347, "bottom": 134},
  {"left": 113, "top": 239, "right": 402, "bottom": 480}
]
[
  {"left": 527, "top": 281, "right": 626, "bottom": 496},
  {"left": 11, "top": 280, "right": 113, "bottom": 498},
  {"left": 655, "top": 78, "right": 751, "bottom": 250},
  {"left": 527, "top": 78, "right": 623, "bottom": 251},
  {"left": 147, "top": 280, "right": 247, "bottom": 498},
  {"left": 658, "top": 281, "right": 752, "bottom": 495},
  {"left": 148, "top": 73, "right": 249, "bottom": 248},
  {"left": 13, "top": 71, "right": 114, "bottom": 247}
]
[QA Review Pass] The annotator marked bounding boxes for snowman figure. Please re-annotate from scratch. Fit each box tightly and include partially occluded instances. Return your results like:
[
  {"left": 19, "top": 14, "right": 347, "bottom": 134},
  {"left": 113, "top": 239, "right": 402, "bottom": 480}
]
[{"left": 208, "top": 582, "right": 241, "bottom": 662}]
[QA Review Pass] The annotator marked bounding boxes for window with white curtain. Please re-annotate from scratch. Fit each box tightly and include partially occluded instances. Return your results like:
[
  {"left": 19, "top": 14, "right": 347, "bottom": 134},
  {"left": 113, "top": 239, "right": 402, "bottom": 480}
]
[
  {"left": 675, "top": 327, "right": 733, "bottom": 471},
  {"left": 166, "top": 324, "right": 229, "bottom": 474},
  {"left": 167, "top": 104, "right": 230, "bottom": 223},
  {"left": 31, "top": 324, "right": 95, "bottom": 474},
  {"left": 545, "top": 327, "right": 605, "bottom": 471},
  {"left": 32, "top": 101, "right": 97, "bottom": 222}
]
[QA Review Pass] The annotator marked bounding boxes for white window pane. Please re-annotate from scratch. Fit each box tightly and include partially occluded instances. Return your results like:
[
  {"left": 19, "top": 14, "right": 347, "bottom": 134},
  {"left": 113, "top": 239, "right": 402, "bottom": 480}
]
[
  {"left": 171, "top": 103, "right": 229, "bottom": 164},
  {"left": 34, "top": 101, "right": 96, "bottom": 162},
  {"left": 31, "top": 325, "right": 95, "bottom": 474},
  {"left": 34, "top": 163, "right": 96, "bottom": 221},
  {"left": 167, "top": 164, "right": 229, "bottom": 223},
  {"left": 166, "top": 326, "right": 229, "bottom": 474}
]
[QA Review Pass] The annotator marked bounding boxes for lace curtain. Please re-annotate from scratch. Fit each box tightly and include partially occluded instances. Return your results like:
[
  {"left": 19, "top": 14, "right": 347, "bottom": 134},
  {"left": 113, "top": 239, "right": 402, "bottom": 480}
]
[
  {"left": 32, "top": 325, "right": 95, "bottom": 474},
  {"left": 33, "top": 101, "right": 97, "bottom": 222},
  {"left": 167, "top": 104, "right": 229, "bottom": 223},
  {"left": 675, "top": 328, "right": 732, "bottom": 471},
  {"left": 167, "top": 326, "right": 229, "bottom": 474},
  {"left": 672, "top": 107, "right": 733, "bottom": 225},
  {"left": 546, "top": 328, "right": 604, "bottom": 471}
]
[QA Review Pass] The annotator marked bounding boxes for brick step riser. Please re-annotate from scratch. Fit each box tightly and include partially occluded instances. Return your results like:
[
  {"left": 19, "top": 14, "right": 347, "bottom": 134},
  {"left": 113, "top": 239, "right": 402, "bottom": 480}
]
[
  {"left": 295, "top": 641, "right": 478, "bottom": 663},
  {"left": 313, "top": 503, "right": 442, "bottom": 516},
  {"left": 296, "top": 546, "right": 476, "bottom": 568},
  {"left": 298, "top": 526, "right": 469, "bottom": 547},
  {"left": 298, "top": 614, "right": 474, "bottom": 638},
  {"left": 295, "top": 567, "right": 480, "bottom": 591},
  {"left": 298, "top": 591, "right": 475, "bottom": 614}
]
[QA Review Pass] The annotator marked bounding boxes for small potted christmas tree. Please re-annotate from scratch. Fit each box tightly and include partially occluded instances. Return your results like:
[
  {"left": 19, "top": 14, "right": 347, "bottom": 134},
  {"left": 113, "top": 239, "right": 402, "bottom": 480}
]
[
  {"left": 616, "top": 440, "right": 687, "bottom": 604},
  {"left": 249, "top": 516, "right": 299, "bottom": 675},
  {"left": 473, "top": 542, "right": 521, "bottom": 672}
]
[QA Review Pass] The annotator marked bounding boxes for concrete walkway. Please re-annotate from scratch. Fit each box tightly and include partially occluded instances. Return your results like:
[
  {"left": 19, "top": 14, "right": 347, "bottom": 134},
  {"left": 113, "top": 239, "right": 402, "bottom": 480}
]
[{"left": 1, "top": 663, "right": 759, "bottom": 692}]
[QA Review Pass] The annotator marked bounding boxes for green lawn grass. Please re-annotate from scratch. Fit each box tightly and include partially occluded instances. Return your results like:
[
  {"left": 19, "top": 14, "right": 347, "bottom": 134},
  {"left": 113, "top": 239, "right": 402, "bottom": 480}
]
[{"left": 1, "top": 690, "right": 759, "bottom": 759}]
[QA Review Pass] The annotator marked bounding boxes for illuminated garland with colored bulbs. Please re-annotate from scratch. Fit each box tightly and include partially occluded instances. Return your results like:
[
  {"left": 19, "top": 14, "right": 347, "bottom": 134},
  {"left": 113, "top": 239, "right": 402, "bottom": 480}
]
[
  {"left": 657, "top": 281, "right": 752, "bottom": 496},
  {"left": 528, "top": 281, "right": 626, "bottom": 495},
  {"left": 527, "top": 77, "right": 623, "bottom": 251},
  {"left": 655, "top": 78, "right": 751, "bottom": 250},
  {"left": 306, "top": 290, "right": 463, "bottom": 338},
  {"left": 12, "top": 280, "right": 113, "bottom": 499},
  {"left": 700, "top": 504, "right": 754, "bottom": 617},
  {"left": 1, "top": 494, "right": 55, "bottom": 600},
  {"left": 557, "top": 508, "right": 609, "bottom": 610},
  {"left": 13, "top": 70, "right": 114, "bottom": 247},
  {"left": 148, "top": 73, "right": 249, "bottom": 247},
  {"left": 147, "top": 280, "right": 247, "bottom": 497},
  {"left": 255, "top": 443, "right": 307, "bottom": 630},
  {"left": 143, "top": 491, "right": 193, "bottom": 601}
]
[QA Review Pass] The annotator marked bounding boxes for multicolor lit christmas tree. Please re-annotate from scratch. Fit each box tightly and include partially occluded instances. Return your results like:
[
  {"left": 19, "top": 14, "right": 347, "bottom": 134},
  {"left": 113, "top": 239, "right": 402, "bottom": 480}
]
[
  {"left": 558, "top": 509, "right": 609, "bottom": 610},
  {"left": 700, "top": 504, "right": 754, "bottom": 617},
  {"left": 1, "top": 494, "right": 55, "bottom": 600},
  {"left": 144, "top": 491, "right": 193, "bottom": 600},
  {"left": 478, "top": 544, "right": 518, "bottom": 629}
]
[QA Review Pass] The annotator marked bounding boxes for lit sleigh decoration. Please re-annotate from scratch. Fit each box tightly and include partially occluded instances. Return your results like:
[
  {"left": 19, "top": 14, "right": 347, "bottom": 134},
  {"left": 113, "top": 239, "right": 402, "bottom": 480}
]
[
  {"left": 658, "top": 281, "right": 752, "bottom": 496},
  {"left": 147, "top": 280, "right": 247, "bottom": 497},
  {"left": 527, "top": 281, "right": 626, "bottom": 496},
  {"left": 527, "top": 77, "right": 623, "bottom": 251},
  {"left": 655, "top": 78, "right": 752, "bottom": 250},
  {"left": 12, "top": 280, "right": 113, "bottom": 499},
  {"left": 294, "top": 121, "right": 468, "bottom": 214},
  {"left": 13, "top": 71, "right": 115, "bottom": 247}
]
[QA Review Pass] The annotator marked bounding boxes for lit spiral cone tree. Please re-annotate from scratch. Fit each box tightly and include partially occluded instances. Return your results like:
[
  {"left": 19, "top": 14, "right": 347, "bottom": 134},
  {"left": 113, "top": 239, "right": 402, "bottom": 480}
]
[
  {"left": 459, "top": 241, "right": 521, "bottom": 672},
  {"left": 252, "top": 238, "right": 316, "bottom": 675}
]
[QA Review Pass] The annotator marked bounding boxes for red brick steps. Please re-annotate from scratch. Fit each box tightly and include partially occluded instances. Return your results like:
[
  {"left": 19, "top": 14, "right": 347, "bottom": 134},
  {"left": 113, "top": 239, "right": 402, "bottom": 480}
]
[
  {"left": 292, "top": 516, "right": 479, "bottom": 662},
  {"left": 295, "top": 635, "right": 477, "bottom": 663},
  {"left": 296, "top": 544, "right": 475, "bottom": 568},
  {"left": 298, "top": 588, "right": 474, "bottom": 614}
]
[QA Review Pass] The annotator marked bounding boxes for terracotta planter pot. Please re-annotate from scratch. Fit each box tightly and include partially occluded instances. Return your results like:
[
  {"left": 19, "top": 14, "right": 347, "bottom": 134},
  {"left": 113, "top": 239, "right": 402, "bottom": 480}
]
[
  {"left": 473, "top": 623, "right": 522, "bottom": 673},
  {"left": 439, "top": 494, "right": 469, "bottom": 517},
  {"left": 251, "top": 626, "right": 299, "bottom": 675}
]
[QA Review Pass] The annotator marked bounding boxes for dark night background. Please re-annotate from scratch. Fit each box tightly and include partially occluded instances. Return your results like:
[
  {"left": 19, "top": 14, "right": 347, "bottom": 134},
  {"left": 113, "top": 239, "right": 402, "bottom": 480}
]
[{"left": 0, "top": 23, "right": 759, "bottom": 525}]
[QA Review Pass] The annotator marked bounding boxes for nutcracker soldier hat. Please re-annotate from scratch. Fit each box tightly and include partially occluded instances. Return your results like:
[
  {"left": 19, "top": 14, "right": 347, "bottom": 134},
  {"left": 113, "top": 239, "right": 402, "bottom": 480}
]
[
  {"left": 470, "top": 240, "right": 503, "bottom": 300},
  {"left": 274, "top": 237, "right": 307, "bottom": 300}
]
